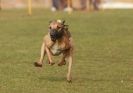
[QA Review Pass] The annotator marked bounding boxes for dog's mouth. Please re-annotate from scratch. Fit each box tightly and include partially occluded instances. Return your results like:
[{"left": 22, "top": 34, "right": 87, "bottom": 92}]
[{"left": 50, "top": 29, "right": 64, "bottom": 42}]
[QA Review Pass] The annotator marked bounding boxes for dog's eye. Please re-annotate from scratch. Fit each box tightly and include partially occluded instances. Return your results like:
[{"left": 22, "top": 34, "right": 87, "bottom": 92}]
[
  {"left": 49, "top": 27, "right": 51, "bottom": 29},
  {"left": 57, "top": 26, "right": 61, "bottom": 29}
]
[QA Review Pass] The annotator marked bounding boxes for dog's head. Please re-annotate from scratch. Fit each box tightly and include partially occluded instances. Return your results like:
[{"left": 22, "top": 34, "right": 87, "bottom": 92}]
[{"left": 49, "top": 20, "right": 66, "bottom": 42}]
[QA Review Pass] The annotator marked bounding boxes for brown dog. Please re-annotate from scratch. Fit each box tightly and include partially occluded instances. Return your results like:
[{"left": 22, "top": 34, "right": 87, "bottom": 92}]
[{"left": 34, "top": 20, "right": 74, "bottom": 82}]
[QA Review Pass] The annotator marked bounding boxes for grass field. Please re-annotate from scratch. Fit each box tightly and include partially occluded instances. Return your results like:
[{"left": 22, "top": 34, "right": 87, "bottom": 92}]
[{"left": 0, "top": 9, "right": 133, "bottom": 93}]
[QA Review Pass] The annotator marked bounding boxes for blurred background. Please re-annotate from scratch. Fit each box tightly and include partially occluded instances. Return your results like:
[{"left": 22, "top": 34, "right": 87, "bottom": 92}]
[
  {"left": 0, "top": 0, "right": 133, "bottom": 11},
  {"left": 0, "top": 1, "right": 133, "bottom": 93}
]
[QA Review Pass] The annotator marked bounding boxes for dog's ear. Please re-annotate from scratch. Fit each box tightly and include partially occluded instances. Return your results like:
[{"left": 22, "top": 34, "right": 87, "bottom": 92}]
[{"left": 62, "top": 20, "right": 65, "bottom": 25}]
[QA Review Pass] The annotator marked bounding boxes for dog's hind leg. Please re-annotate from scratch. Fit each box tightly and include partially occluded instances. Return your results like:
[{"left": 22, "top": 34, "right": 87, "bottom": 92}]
[
  {"left": 67, "top": 55, "right": 73, "bottom": 83},
  {"left": 58, "top": 52, "right": 67, "bottom": 66},
  {"left": 66, "top": 48, "right": 73, "bottom": 83},
  {"left": 34, "top": 42, "right": 46, "bottom": 67}
]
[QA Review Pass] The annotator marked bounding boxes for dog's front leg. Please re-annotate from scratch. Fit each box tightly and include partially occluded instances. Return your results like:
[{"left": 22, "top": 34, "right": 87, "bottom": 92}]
[
  {"left": 39, "top": 43, "right": 46, "bottom": 64},
  {"left": 45, "top": 47, "right": 55, "bottom": 65},
  {"left": 34, "top": 42, "right": 46, "bottom": 67}
]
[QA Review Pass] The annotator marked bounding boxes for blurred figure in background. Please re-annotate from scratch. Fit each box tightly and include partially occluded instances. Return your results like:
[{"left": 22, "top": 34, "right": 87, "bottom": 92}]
[
  {"left": 51, "top": 0, "right": 73, "bottom": 12},
  {"left": 90, "top": 0, "right": 100, "bottom": 10},
  {"left": 60, "top": 0, "right": 67, "bottom": 9},
  {"left": 64, "top": 0, "right": 73, "bottom": 12},
  {"left": 80, "top": 0, "right": 100, "bottom": 11},
  {"left": 51, "top": 0, "right": 60, "bottom": 11},
  {"left": 80, "top": 0, "right": 87, "bottom": 10}
]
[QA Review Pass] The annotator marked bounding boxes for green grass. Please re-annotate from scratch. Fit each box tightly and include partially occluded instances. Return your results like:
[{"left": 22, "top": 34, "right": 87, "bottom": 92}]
[{"left": 0, "top": 9, "right": 133, "bottom": 93}]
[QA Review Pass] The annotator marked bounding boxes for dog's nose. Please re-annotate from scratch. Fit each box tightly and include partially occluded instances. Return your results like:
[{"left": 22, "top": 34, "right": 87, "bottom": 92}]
[
  {"left": 50, "top": 29, "right": 56, "bottom": 34},
  {"left": 50, "top": 29, "right": 57, "bottom": 36}
]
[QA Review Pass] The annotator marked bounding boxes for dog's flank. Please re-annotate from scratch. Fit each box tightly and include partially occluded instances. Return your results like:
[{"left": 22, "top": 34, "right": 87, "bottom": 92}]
[{"left": 34, "top": 20, "right": 74, "bottom": 82}]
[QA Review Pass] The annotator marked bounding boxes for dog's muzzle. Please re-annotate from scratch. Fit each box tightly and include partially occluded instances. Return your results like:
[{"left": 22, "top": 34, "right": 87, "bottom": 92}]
[{"left": 49, "top": 29, "right": 64, "bottom": 42}]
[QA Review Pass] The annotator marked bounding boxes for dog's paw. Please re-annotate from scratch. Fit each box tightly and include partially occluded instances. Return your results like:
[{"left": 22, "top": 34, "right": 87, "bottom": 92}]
[
  {"left": 58, "top": 61, "right": 66, "bottom": 66},
  {"left": 67, "top": 80, "right": 72, "bottom": 83},
  {"left": 34, "top": 62, "right": 42, "bottom": 67},
  {"left": 49, "top": 62, "right": 55, "bottom": 66}
]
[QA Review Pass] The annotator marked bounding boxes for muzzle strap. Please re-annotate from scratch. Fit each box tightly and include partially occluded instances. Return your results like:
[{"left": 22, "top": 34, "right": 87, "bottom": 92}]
[{"left": 49, "top": 28, "right": 64, "bottom": 42}]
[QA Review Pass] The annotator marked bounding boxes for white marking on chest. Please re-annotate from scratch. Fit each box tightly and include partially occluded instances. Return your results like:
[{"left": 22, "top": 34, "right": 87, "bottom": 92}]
[{"left": 50, "top": 42, "right": 62, "bottom": 56}]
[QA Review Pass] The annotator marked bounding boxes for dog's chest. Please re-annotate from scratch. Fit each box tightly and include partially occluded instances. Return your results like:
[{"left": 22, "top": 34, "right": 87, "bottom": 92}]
[{"left": 50, "top": 42, "right": 63, "bottom": 56}]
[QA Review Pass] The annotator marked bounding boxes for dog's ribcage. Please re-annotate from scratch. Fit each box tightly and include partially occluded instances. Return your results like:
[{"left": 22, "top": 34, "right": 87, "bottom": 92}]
[{"left": 50, "top": 42, "right": 62, "bottom": 56}]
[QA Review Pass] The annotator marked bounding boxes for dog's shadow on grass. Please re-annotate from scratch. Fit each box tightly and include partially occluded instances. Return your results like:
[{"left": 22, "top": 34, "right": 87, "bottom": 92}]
[{"left": 38, "top": 76, "right": 66, "bottom": 82}]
